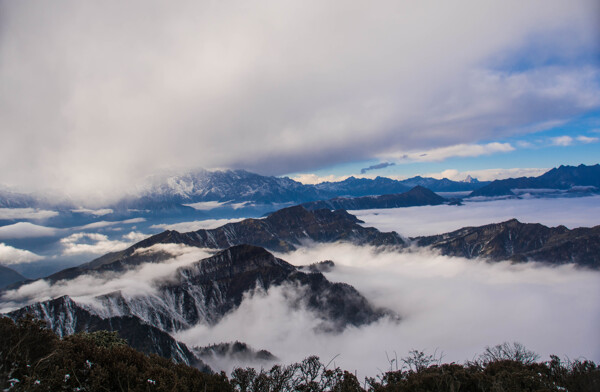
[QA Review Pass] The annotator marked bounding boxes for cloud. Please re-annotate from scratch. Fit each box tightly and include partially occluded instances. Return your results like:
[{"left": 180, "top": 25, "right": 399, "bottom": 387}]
[
  {"left": 150, "top": 218, "right": 246, "bottom": 232},
  {"left": 183, "top": 201, "right": 228, "bottom": 211},
  {"left": 352, "top": 195, "right": 600, "bottom": 237},
  {"left": 0, "top": 243, "right": 43, "bottom": 265},
  {"left": 0, "top": 208, "right": 59, "bottom": 220},
  {"left": 360, "top": 162, "right": 395, "bottom": 174},
  {"left": 289, "top": 174, "right": 351, "bottom": 185},
  {"left": 71, "top": 208, "right": 114, "bottom": 216},
  {"left": 74, "top": 217, "right": 146, "bottom": 230},
  {"left": 0, "top": 1, "right": 598, "bottom": 202},
  {"left": 59, "top": 231, "right": 148, "bottom": 256},
  {"left": 0, "top": 222, "right": 59, "bottom": 239},
  {"left": 1, "top": 244, "right": 211, "bottom": 312},
  {"left": 423, "top": 167, "right": 549, "bottom": 182},
  {"left": 550, "top": 136, "right": 573, "bottom": 146},
  {"left": 576, "top": 135, "right": 599, "bottom": 144},
  {"left": 176, "top": 243, "right": 600, "bottom": 377},
  {"left": 385, "top": 143, "right": 515, "bottom": 162}
]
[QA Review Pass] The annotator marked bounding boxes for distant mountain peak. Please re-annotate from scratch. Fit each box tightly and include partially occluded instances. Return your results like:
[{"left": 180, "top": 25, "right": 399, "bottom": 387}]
[{"left": 462, "top": 175, "right": 479, "bottom": 183}]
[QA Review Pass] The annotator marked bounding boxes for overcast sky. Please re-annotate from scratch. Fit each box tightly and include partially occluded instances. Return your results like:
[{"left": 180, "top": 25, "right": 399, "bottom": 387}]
[{"left": 1, "top": 0, "right": 599, "bottom": 199}]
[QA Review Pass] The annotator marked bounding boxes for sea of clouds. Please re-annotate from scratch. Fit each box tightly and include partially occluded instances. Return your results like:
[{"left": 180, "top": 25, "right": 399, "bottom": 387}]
[
  {"left": 2, "top": 195, "right": 599, "bottom": 378},
  {"left": 352, "top": 194, "right": 600, "bottom": 237},
  {"left": 175, "top": 242, "right": 600, "bottom": 377}
]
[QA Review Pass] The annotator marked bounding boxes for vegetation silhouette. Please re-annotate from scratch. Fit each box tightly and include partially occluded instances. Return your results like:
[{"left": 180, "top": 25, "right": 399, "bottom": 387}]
[{"left": 1, "top": 316, "right": 598, "bottom": 391}]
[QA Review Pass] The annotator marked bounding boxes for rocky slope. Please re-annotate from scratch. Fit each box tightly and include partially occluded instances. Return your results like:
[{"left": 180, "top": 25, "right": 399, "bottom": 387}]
[
  {"left": 7, "top": 295, "right": 208, "bottom": 369},
  {"left": 415, "top": 219, "right": 600, "bottom": 268},
  {"left": 5, "top": 245, "right": 392, "bottom": 366},
  {"left": 301, "top": 186, "right": 446, "bottom": 211},
  {"left": 82, "top": 245, "right": 389, "bottom": 332}
]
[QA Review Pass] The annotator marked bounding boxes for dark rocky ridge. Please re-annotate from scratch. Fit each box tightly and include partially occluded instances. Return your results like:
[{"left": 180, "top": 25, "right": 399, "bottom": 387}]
[
  {"left": 301, "top": 186, "right": 446, "bottom": 211},
  {"left": 415, "top": 219, "right": 600, "bottom": 268},
  {"left": 86, "top": 245, "right": 390, "bottom": 332},
  {"left": 39, "top": 206, "right": 404, "bottom": 284}
]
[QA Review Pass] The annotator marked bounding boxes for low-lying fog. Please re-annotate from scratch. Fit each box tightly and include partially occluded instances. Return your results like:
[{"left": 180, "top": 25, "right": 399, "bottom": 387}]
[
  {"left": 177, "top": 243, "right": 600, "bottom": 377},
  {"left": 352, "top": 195, "right": 600, "bottom": 236}
]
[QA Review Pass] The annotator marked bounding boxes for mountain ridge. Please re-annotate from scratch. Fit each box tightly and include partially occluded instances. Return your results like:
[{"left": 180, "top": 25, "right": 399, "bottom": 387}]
[
  {"left": 414, "top": 219, "right": 600, "bottom": 268},
  {"left": 301, "top": 186, "right": 447, "bottom": 211}
]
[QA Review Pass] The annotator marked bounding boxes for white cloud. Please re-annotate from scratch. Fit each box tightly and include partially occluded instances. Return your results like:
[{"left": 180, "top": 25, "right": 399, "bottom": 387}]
[
  {"left": 0, "top": 222, "right": 59, "bottom": 239},
  {"left": 0, "top": 208, "right": 59, "bottom": 220},
  {"left": 0, "top": 1, "right": 598, "bottom": 202},
  {"left": 576, "top": 135, "right": 599, "bottom": 143},
  {"left": 150, "top": 218, "right": 246, "bottom": 232},
  {"left": 290, "top": 174, "right": 352, "bottom": 185},
  {"left": 71, "top": 208, "right": 114, "bottom": 216},
  {"left": 385, "top": 143, "right": 515, "bottom": 162},
  {"left": 352, "top": 195, "right": 600, "bottom": 237},
  {"left": 0, "top": 243, "right": 43, "bottom": 265},
  {"left": 1, "top": 244, "right": 211, "bottom": 312},
  {"left": 74, "top": 217, "right": 146, "bottom": 230},
  {"left": 550, "top": 136, "right": 573, "bottom": 146},
  {"left": 60, "top": 231, "right": 148, "bottom": 256},
  {"left": 516, "top": 140, "right": 535, "bottom": 148},
  {"left": 183, "top": 201, "right": 228, "bottom": 211},
  {"left": 424, "top": 167, "right": 548, "bottom": 182},
  {"left": 176, "top": 243, "right": 600, "bottom": 377}
]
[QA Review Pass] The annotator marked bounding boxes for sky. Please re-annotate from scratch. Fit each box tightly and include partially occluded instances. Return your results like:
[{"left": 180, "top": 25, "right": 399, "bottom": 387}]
[{"left": 0, "top": 0, "right": 599, "bottom": 200}]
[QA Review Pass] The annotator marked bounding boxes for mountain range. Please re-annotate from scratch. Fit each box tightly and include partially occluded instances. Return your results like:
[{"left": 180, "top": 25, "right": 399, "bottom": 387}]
[
  {"left": 1, "top": 165, "right": 598, "bottom": 224},
  {"left": 10, "top": 205, "right": 403, "bottom": 287},
  {"left": 469, "top": 164, "right": 600, "bottom": 197},
  {"left": 0, "top": 169, "right": 487, "bottom": 213},
  {"left": 301, "top": 185, "right": 447, "bottom": 211}
]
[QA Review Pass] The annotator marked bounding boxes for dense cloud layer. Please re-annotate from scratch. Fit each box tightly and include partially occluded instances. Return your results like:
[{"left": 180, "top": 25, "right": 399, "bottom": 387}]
[
  {"left": 1, "top": 233, "right": 598, "bottom": 377},
  {"left": 178, "top": 243, "right": 600, "bottom": 377},
  {"left": 353, "top": 195, "right": 600, "bottom": 237},
  {"left": 1, "top": 1, "right": 598, "bottom": 202}
]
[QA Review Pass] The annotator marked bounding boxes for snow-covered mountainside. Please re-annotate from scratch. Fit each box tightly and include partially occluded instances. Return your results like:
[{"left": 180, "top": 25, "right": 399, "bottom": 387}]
[{"left": 137, "top": 169, "right": 324, "bottom": 204}]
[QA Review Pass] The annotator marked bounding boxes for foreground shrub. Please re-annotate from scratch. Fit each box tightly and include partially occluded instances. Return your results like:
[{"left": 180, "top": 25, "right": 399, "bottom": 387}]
[
  {"left": 2, "top": 316, "right": 598, "bottom": 391},
  {"left": 0, "top": 316, "right": 231, "bottom": 391}
]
